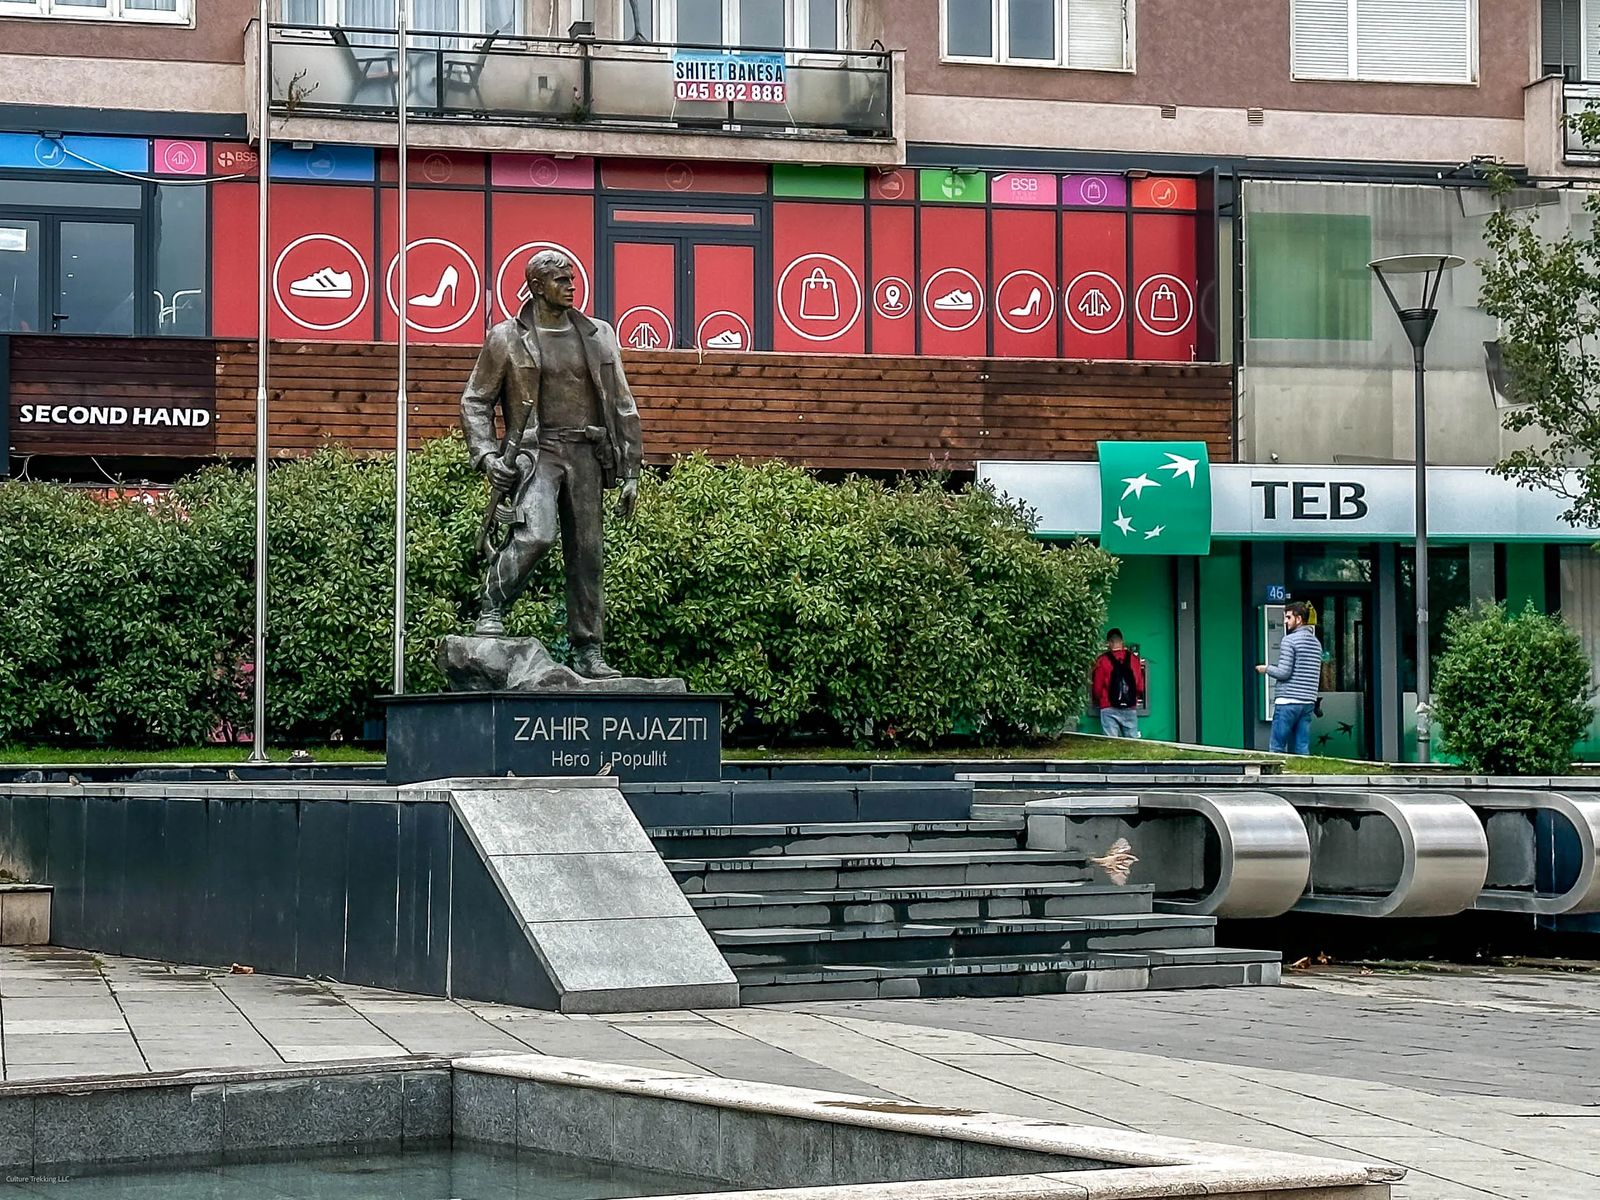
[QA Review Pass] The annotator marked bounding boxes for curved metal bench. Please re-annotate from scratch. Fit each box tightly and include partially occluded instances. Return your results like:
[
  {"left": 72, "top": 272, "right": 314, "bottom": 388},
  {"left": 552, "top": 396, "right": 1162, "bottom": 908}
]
[
  {"left": 1460, "top": 790, "right": 1600, "bottom": 915},
  {"left": 1137, "top": 791, "right": 1310, "bottom": 919},
  {"left": 1282, "top": 790, "right": 1488, "bottom": 918}
]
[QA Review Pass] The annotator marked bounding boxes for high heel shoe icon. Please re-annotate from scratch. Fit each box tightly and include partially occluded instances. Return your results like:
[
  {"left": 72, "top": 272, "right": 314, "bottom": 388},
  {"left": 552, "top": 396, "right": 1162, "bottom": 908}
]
[
  {"left": 1008, "top": 287, "right": 1042, "bottom": 318},
  {"left": 410, "top": 264, "right": 459, "bottom": 309}
]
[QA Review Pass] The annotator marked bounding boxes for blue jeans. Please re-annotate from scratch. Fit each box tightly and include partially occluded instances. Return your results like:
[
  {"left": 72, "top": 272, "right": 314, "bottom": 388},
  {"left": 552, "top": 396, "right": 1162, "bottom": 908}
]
[
  {"left": 1100, "top": 708, "right": 1140, "bottom": 738},
  {"left": 1270, "top": 702, "right": 1315, "bottom": 756}
]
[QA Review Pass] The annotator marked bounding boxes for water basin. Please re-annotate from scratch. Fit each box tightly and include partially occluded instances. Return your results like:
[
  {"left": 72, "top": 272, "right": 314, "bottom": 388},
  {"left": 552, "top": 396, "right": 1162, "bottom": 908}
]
[{"left": 0, "top": 1143, "right": 732, "bottom": 1200}]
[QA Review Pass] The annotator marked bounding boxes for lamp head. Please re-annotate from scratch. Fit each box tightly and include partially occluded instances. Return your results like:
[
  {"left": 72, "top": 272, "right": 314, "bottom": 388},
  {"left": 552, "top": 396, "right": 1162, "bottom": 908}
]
[{"left": 1368, "top": 254, "right": 1464, "bottom": 351}]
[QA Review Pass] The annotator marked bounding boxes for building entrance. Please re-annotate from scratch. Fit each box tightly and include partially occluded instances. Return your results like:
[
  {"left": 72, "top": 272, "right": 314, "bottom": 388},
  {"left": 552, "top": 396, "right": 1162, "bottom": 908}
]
[
  {"left": 601, "top": 201, "right": 766, "bottom": 352},
  {"left": 1287, "top": 547, "right": 1377, "bottom": 761}
]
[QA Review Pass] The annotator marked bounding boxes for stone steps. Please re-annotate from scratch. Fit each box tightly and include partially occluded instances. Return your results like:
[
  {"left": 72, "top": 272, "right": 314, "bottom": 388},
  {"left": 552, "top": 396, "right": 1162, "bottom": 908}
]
[
  {"left": 649, "top": 820, "right": 1024, "bottom": 859},
  {"left": 667, "top": 850, "right": 1103, "bottom": 894},
  {"left": 656, "top": 814, "right": 1279, "bottom": 1002},
  {"left": 711, "top": 913, "right": 1218, "bottom": 968},
  {"left": 686, "top": 881, "right": 1156, "bottom": 929},
  {"left": 735, "top": 947, "right": 1282, "bottom": 1003}
]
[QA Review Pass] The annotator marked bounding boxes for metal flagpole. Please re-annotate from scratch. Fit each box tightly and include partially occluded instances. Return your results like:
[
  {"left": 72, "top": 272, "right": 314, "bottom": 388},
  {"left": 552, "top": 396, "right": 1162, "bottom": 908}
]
[
  {"left": 392, "top": 0, "right": 410, "bottom": 695},
  {"left": 248, "top": 0, "right": 271, "bottom": 764}
]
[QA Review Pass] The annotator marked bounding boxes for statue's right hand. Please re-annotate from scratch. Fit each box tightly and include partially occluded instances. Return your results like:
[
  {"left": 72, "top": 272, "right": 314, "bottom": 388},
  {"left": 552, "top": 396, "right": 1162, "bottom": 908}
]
[{"left": 484, "top": 453, "right": 520, "bottom": 492}]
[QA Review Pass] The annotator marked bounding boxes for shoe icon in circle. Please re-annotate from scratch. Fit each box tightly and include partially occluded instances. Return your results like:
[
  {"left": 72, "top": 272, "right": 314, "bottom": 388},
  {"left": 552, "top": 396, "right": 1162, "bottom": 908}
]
[
  {"left": 289, "top": 266, "right": 353, "bottom": 299},
  {"left": 705, "top": 329, "right": 743, "bottom": 349},
  {"left": 933, "top": 288, "right": 974, "bottom": 312},
  {"left": 409, "top": 264, "right": 459, "bottom": 309},
  {"left": 1008, "top": 287, "right": 1042, "bottom": 318}
]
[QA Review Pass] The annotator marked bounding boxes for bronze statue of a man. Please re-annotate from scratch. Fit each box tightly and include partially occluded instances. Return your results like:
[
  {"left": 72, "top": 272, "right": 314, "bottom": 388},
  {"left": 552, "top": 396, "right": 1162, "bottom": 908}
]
[{"left": 461, "top": 249, "right": 642, "bottom": 680}]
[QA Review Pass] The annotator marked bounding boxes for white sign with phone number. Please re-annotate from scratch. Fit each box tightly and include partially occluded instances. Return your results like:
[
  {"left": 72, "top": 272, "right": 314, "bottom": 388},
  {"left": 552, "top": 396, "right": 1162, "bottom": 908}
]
[{"left": 672, "top": 50, "right": 787, "bottom": 103}]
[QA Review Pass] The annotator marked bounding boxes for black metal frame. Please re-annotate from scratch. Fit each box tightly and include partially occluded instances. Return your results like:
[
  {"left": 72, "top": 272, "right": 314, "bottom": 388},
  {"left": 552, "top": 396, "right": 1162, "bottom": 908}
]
[
  {"left": 266, "top": 23, "right": 893, "bottom": 139},
  {"left": 0, "top": 204, "right": 148, "bottom": 337},
  {"left": 598, "top": 197, "right": 769, "bottom": 350}
]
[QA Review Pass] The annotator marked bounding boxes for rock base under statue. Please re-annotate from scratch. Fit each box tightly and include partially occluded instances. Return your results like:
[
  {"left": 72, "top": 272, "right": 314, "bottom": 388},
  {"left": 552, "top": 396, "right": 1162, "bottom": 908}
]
[
  {"left": 386, "top": 637, "right": 719, "bottom": 784},
  {"left": 438, "top": 635, "right": 687, "bottom": 694}
]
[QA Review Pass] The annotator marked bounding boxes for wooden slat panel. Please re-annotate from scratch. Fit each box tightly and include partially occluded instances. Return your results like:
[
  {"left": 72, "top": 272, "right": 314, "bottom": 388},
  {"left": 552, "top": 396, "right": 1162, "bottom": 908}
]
[
  {"left": 7, "top": 337, "right": 1232, "bottom": 468},
  {"left": 8, "top": 338, "right": 217, "bottom": 456},
  {"left": 210, "top": 340, "right": 1233, "bottom": 468}
]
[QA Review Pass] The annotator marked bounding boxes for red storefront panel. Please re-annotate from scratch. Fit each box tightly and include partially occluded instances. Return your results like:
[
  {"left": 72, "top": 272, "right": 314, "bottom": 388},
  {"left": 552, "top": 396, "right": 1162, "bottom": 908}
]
[
  {"left": 918, "top": 206, "right": 986, "bottom": 357},
  {"left": 692, "top": 243, "right": 756, "bottom": 351},
  {"left": 1061, "top": 211, "right": 1129, "bottom": 360},
  {"left": 1131, "top": 214, "right": 1198, "bottom": 362},
  {"left": 378, "top": 149, "right": 487, "bottom": 186},
  {"left": 211, "top": 143, "right": 260, "bottom": 177},
  {"left": 1132, "top": 176, "right": 1198, "bottom": 211},
  {"left": 771, "top": 202, "right": 866, "bottom": 354},
  {"left": 611, "top": 241, "right": 677, "bottom": 350},
  {"left": 600, "top": 159, "right": 766, "bottom": 194},
  {"left": 869, "top": 168, "right": 914, "bottom": 203},
  {"left": 378, "top": 189, "right": 487, "bottom": 345},
  {"left": 868, "top": 204, "right": 915, "bottom": 355},
  {"left": 490, "top": 191, "right": 596, "bottom": 322},
  {"left": 991, "top": 208, "right": 1058, "bottom": 358},
  {"left": 211, "top": 182, "right": 377, "bottom": 341},
  {"left": 491, "top": 154, "right": 596, "bottom": 191}
]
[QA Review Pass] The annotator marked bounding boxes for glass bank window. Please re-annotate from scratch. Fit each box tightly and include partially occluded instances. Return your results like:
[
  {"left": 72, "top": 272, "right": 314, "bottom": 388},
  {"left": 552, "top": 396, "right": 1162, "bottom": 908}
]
[
  {"left": 0, "top": 177, "right": 196, "bottom": 336},
  {"left": 0, "top": 218, "right": 41, "bottom": 333},
  {"left": 151, "top": 184, "right": 208, "bottom": 336},
  {"left": 1396, "top": 545, "right": 1472, "bottom": 694}
]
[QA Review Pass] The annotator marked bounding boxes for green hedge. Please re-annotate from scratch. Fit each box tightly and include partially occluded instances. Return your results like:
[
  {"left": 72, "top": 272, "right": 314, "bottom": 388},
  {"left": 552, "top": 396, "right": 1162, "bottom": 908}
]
[
  {"left": 0, "top": 440, "right": 1115, "bottom": 748},
  {"left": 1432, "top": 602, "right": 1594, "bottom": 775}
]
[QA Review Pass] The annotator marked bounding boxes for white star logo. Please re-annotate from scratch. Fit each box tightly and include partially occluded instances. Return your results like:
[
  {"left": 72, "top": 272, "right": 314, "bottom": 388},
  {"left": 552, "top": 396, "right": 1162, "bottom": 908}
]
[
  {"left": 1113, "top": 510, "right": 1136, "bottom": 537},
  {"left": 1144, "top": 525, "right": 1166, "bottom": 540},
  {"left": 1160, "top": 452, "right": 1201, "bottom": 486},
  {"left": 1120, "top": 473, "right": 1160, "bottom": 500}
]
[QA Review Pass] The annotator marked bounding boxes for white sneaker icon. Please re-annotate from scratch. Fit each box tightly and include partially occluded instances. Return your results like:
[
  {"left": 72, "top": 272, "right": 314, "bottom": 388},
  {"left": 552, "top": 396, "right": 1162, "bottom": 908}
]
[
  {"left": 705, "top": 329, "right": 743, "bottom": 349},
  {"left": 933, "top": 288, "right": 974, "bottom": 311},
  {"left": 289, "top": 266, "right": 353, "bottom": 299}
]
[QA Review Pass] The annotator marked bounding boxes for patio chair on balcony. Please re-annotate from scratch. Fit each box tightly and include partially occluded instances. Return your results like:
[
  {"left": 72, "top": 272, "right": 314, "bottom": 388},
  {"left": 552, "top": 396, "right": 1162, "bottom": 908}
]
[
  {"left": 441, "top": 31, "right": 499, "bottom": 114},
  {"left": 331, "top": 26, "right": 400, "bottom": 105}
]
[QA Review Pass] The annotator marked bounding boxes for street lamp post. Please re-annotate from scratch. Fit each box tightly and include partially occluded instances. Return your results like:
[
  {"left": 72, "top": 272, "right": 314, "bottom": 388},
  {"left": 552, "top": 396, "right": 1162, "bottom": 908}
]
[{"left": 1369, "top": 253, "right": 1465, "bottom": 764}]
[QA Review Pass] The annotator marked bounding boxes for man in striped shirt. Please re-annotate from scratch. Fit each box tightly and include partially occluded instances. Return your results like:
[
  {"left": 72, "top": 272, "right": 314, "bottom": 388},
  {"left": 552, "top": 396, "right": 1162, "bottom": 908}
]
[{"left": 1257, "top": 601, "right": 1322, "bottom": 756}]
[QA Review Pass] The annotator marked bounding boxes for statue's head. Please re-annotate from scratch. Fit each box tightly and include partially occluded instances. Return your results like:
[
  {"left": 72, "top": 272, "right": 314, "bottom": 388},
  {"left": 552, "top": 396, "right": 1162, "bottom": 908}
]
[{"left": 525, "top": 249, "right": 577, "bottom": 312}]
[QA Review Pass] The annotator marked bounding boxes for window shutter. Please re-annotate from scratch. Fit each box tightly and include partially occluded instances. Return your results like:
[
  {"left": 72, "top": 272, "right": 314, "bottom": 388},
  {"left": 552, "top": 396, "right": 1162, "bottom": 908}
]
[
  {"left": 1585, "top": 0, "right": 1600, "bottom": 79},
  {"left": 1066, "top": 0, "right": 1127, "bottom": 69},
  {"left": 1542, "top": 0, "right": 1582, "bottom": 76},
  {"left": 1355, "top": 0, "right": 1473, "bottom": 83},
  {"left": 1291, "top": 0, "right": 1352, "bottom": 79}
]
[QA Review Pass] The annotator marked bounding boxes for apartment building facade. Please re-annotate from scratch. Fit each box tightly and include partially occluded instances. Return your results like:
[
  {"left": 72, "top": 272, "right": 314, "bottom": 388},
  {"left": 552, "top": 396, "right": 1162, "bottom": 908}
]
[{"left": 2, "top": 0, "right": 1597, "bottom": 758}]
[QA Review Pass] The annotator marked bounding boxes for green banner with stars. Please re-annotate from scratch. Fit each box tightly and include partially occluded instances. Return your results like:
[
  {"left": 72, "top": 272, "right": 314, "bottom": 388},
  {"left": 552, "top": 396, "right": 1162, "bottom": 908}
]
[{"left": 1097, "top": 441, "right": 1212, "bottom": 555}]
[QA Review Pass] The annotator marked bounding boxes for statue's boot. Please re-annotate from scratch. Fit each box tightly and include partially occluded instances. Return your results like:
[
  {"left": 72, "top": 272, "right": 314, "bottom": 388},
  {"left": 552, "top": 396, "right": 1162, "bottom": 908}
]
[
  {"left": 474, "top": 606, "right": 507, "bottom": 638},
  {"left": 572, "top": 643, "right": 622, "bottom": 679}
]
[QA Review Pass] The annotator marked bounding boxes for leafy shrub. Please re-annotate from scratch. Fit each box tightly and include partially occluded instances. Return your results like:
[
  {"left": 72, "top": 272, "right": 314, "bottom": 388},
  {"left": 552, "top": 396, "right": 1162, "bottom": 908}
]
[
  {"left": 0, "top": 440, "right": 1115, "bottom": 748},
  {"left": 1432, "top": 602, "right": 1594, "bottom": 775}
]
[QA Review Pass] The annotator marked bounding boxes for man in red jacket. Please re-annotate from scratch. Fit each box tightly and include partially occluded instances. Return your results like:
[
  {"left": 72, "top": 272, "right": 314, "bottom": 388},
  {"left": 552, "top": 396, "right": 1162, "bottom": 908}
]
[{"left": 1091, "top": 629, "right": 1147, "bottom": 738}]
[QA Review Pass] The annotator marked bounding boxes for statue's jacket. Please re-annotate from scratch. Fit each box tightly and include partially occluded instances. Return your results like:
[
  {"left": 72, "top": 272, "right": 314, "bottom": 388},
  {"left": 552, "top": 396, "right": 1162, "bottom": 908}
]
[{"left": 460, "top": 302, "right": 643, "bottom": 488}]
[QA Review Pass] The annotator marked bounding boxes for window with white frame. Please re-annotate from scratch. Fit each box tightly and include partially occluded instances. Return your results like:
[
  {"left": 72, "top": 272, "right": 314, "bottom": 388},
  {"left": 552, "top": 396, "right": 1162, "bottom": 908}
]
[
  {"left": 941, "top": 0, "right": 1130, "bottom": 70},
  {"left": 0, "top": 0, "right": 191, "bottom": 22},
  {"left": 621, "top": 0, "right": 847, "bottom": 49},
  {"left": 1291, "top": 0, "right": 1476, "bottom": 84},
  {"left": 278, "top": 1, "right": 519, "bottom": 35}
]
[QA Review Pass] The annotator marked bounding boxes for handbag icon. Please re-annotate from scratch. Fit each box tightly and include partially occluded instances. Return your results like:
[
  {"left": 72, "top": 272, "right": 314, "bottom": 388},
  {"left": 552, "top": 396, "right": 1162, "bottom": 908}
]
[
  {"left": 1149, "top": 284, "right": 1179, "bottom": 322},
  {"left": 798, "top": 267, "right": 839, "bottom": 321}
]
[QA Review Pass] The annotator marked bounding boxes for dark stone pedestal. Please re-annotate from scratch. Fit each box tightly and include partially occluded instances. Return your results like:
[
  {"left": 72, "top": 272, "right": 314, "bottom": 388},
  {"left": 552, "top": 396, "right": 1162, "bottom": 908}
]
[{"left": 383, "top": 692, "right": 725, "bottom": 784}]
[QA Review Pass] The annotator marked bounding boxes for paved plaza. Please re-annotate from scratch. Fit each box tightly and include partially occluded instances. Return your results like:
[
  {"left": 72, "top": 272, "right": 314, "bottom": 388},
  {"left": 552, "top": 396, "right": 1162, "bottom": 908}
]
[{"left": 1, "top": 948, "right": 1594, "bottom": 1200}]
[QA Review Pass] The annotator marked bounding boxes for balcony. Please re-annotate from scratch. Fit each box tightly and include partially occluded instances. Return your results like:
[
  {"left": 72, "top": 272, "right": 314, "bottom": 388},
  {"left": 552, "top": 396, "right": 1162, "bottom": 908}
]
[
  {"left": 252, "top": 21, "right": 903, "bottom": 166},
  {"left": 1565, "top": 80, "right": 1600, "bottom": 163}
]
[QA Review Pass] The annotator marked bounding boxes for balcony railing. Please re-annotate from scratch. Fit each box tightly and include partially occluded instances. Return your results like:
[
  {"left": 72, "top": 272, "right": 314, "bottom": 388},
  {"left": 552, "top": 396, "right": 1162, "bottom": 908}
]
[
  {"left": 1565, "top": 80, "right": 1600, "bottom": 161},
  {"left": 267, "top": 24, "right": 893, "bottom": 139}
]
